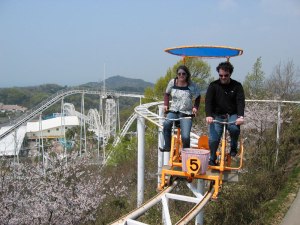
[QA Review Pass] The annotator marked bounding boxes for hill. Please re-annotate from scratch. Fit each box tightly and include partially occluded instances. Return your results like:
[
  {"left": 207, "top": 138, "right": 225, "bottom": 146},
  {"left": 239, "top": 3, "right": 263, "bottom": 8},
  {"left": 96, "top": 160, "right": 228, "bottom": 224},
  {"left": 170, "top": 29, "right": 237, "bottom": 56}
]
[
  {"left": 0, "top": 76, "right": 153, "bottom": 124},
  {"left": 0, "top": 76, "right": 153, "bottom": 107},
  {"left": 80, "top": 75, "right": 153, "bottom": 93}
]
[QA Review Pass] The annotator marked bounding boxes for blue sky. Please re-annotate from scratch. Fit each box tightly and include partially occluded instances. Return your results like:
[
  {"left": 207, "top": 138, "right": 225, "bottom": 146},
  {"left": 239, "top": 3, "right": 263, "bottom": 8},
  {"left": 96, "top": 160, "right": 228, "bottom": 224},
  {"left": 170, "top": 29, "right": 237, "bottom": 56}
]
[{"left": 0, "top": 0, "right": 299, "bottom": 88}]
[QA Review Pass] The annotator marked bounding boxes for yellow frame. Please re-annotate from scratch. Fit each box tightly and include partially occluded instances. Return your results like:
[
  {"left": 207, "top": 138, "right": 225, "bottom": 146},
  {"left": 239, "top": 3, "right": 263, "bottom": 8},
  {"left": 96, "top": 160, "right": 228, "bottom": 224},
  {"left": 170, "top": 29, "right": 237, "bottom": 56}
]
[{"left": 158, "top": 126, "right": 244, "bottom": 199}]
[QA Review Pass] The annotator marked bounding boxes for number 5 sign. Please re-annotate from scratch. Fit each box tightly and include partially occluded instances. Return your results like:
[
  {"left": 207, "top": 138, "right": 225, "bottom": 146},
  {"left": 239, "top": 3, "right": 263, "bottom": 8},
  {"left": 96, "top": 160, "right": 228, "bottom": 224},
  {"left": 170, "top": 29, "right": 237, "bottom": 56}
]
[{"left": 186, "top": 157, "right": 201, "bottom": 175}]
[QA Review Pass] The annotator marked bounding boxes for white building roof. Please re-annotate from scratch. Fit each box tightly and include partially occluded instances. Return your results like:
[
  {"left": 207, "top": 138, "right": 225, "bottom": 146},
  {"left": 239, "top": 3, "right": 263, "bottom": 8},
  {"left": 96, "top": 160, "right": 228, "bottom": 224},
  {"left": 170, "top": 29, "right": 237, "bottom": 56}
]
[
  {"left": 0, "top": 116, "right": 79, "bottom": 156},
  {"left": 26, "top": 116, "right": 79, "bottom": 132}
]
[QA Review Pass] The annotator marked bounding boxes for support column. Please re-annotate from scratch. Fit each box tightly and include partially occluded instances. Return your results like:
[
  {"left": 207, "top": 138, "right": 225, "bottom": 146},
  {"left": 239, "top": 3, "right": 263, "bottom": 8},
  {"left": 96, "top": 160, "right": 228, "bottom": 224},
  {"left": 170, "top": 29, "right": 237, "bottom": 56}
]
[
  {"left": 158, "top": 106, "right": 164, "bottom": 186},
  {"left": 39, "top": 114, "right": 45, "bottom": 175},
  {"left": 137, "top": 115, "right": 145, "bottom": 207},
  {"left": 195, "top": 179, "right": 205, "bottom": 225},
  {"left": 275, "top": 102, "right": 281, "bottom": 165},
  {"left": 80, "top": 93, "right": 86, "bottom": 156},
  {"left": 61, "top": 98, "right": 67, "bottom": 166}
]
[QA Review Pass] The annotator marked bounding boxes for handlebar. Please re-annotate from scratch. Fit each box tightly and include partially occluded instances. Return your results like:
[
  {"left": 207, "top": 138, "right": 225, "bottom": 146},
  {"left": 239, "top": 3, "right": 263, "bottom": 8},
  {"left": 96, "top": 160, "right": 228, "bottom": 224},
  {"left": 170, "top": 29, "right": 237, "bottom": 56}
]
[
  {"left": 158, "top": 116, "right": 193, "bottom": 121},
  {"left": 166, "top": 117, "right": 193, "bottom": 121},
  {"left": 212, "top": 120, "right": 236, "bottom": 125},
  {"left": 160, "top": 113, "right": 195, "bottom": 121}
]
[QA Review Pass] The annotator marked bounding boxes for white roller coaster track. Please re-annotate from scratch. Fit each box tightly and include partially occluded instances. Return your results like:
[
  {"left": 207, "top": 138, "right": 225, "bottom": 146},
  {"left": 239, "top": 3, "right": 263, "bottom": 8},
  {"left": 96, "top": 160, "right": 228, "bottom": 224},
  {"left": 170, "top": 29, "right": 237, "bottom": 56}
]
[
  {"left": 64, "top": 103, "right": 107, "bottom": 139},
  {"left": 134, "top": 101, "right": 200, "bottom": 147},
  {"left": 87, "top": 108, "right": 103, "bottom": 131},
  {"left": 105, "top": 98, "right": 117, "bottom": 138},
  {"left": 112, "top": 112, "right": 137, "bottom": 147},
  {"left": 64, "top": 103, "right": 88, "bottom": 120}
]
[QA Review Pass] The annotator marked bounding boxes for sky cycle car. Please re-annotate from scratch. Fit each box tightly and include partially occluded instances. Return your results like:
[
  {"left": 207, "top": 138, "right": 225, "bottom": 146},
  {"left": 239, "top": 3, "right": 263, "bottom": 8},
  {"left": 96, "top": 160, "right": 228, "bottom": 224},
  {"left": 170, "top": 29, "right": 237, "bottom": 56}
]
[
  {"left": 159, "top": 45, "right": 245, "bottom": 199},
  {"left": 158, "top": 115, "right": 244, "bottom": 199}
]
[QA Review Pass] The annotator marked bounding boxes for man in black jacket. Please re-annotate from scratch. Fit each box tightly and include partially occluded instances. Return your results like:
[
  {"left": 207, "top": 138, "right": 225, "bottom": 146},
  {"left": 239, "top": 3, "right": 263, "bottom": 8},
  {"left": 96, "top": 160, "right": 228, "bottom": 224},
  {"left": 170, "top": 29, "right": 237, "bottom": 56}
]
[{"left": 205, "top": 61, "right": 245, "bottom": 166}]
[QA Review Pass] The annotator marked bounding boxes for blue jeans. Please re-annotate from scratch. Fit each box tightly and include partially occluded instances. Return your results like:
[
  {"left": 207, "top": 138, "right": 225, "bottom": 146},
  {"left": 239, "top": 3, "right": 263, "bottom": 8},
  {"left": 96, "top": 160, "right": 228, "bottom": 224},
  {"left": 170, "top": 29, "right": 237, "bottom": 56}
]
[
  {"left": 209, "top": 114, "right": 240, "bottom": 162},
  {"left": 163, "top": 112, "right": 192, "bottom": 150}
]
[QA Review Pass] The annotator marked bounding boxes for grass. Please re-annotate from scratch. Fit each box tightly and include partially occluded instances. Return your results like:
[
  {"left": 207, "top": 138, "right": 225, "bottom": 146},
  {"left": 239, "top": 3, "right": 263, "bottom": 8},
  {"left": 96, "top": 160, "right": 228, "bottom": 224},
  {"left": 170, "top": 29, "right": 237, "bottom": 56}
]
[{"left": 261, "top": 164, "right": 300, "bottom": 224}]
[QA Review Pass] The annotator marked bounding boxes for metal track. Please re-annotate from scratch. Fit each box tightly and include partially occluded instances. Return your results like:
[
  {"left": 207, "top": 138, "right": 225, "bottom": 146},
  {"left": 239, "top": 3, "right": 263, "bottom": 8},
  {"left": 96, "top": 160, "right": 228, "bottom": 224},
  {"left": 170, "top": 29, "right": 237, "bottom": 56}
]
[
  {"left": 109, "top": 180, "right": 214, "bottom": 225},
  {"left": 112, "top": 112, "right": 137, "bottom": 147}
]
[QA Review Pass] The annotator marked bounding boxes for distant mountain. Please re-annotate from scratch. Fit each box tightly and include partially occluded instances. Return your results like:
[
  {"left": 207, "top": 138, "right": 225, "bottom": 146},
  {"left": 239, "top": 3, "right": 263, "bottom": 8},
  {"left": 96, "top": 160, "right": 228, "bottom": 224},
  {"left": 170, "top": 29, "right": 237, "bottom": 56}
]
[
  {"left": 0, "top": 76, "right": 154, "bottom": 109},
  {"left": 80, "top": 75, "right": 154, "bottom": 93}
]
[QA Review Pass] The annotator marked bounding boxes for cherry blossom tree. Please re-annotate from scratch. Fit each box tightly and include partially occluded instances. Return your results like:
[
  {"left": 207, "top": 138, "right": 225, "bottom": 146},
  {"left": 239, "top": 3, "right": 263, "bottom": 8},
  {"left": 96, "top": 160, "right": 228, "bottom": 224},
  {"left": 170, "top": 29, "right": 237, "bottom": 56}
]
[{"left": 0, "top": 152, "right": 122, "bottom": 225}]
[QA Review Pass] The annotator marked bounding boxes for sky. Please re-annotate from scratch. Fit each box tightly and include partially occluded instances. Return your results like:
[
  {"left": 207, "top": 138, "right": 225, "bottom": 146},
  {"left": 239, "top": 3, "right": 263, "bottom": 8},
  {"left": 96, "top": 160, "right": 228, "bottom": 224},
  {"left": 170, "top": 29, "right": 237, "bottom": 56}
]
[{"left": 0, "top": 0, "right": 299, "bottom": 88}]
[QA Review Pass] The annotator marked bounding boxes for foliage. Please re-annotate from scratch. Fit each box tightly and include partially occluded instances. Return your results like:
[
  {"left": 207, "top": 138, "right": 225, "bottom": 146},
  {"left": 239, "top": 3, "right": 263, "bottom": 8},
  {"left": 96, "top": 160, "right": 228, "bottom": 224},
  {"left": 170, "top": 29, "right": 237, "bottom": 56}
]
[
  {"left": 143, "top": 58, "right": 212, "bottom": 103},
  {"left": 265, "top": 60, "right": 300, "bottom": 100},
  {"left": 65, "top": 125, "right": 97, "bottom": 153},
  {"left": 204, "top": 104, "right": 300, "bottom": 225},
  {"left": 0, "top": 153, "right": 106, "bottom": 225},
  {"left": 243, "top": 58, "right": 300, "bottom": 101},
  {"left": 93, "top": 120, "right": 161, "bottom": 224},
  {"left": 106, "top": 136, "right": 138, "bottom": 166},
  {"left": 243, "top": 57, "right": 266, "bottom": 99},
  {"left": 143, "top": 69, "right": 173, "bottom": 103},
  {"left": 174, "top": 57, "right": 212, "bottom": 90}
]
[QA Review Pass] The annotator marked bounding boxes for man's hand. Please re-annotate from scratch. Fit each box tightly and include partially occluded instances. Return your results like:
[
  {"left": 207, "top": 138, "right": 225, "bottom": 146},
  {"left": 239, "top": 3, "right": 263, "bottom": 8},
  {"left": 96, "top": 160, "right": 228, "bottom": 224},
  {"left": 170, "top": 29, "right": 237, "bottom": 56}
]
[
  {"left": 206, "top": 116, "right": 213, "bottom": 124},
  {"left": 236, "top": 117, "right": 244, "bottom": 125},
  {"left": 163, "top": 106, "right": 168, "bottom": 112}
]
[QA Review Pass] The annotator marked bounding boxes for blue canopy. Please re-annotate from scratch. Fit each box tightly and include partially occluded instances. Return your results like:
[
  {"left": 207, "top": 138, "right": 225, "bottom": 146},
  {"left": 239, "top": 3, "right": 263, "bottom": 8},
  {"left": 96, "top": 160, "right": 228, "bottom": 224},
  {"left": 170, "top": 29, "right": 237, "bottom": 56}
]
[{"left": 164, "top": 45, "right": 243, "bottom": 58}]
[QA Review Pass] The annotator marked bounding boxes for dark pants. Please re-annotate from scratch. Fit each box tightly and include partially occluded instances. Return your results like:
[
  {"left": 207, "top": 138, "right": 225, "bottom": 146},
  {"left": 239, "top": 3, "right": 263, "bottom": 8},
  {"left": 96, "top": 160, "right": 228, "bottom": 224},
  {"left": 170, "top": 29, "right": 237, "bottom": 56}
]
[
  {"left": 209, "top": 114, "right": 240, "bottom": 162},
  {"left": 163, "top": 112, "right": 192, "bottom": 150}
]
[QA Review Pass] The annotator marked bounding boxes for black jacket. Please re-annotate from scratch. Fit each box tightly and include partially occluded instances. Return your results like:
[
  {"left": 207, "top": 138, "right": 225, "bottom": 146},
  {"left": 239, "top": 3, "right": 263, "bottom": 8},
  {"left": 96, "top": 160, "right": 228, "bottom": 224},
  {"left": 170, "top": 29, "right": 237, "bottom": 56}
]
[{"left": 205, "top": 79, "right": 245, "bottom": 117}]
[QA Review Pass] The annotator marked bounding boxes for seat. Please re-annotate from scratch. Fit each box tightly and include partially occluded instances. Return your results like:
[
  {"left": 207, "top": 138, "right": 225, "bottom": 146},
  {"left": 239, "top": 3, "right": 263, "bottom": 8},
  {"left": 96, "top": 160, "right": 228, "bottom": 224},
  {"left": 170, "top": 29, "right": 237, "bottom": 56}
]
[{"left": 198, "top": 135, "right": 209, "bottom": 150}]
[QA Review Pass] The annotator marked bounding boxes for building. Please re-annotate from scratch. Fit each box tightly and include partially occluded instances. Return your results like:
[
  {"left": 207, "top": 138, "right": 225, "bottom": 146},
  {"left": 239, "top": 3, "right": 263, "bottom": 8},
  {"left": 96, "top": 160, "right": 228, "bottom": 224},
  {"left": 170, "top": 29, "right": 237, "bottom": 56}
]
[
  {"left": 0, "top": 116, "right": 79, "bottom": 156},
  {"left": 0, "top": 103, "right": 27, "bottom": 113},
  {"left": 26, "top": 116, "right": 80, "bottom": 140}
]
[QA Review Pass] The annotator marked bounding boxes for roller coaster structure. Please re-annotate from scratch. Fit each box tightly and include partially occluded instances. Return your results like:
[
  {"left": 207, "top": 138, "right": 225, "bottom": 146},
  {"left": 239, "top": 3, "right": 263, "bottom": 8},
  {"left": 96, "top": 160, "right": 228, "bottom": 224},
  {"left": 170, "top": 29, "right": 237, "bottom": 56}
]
[{"left": 0, "top": 88, "right": 143, "bottom": 142}]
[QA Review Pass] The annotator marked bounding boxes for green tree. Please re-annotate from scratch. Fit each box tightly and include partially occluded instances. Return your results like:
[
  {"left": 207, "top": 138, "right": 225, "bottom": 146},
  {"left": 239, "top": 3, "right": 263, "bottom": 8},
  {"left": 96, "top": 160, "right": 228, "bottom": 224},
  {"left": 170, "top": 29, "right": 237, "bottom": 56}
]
[
  {"left": 174, "top": 57, "right": 211, "bottom": 90},
  {"left": 144, "top": 58, "right": 212, "bottom": 102},
  {"left": 243, "top": 57, "right": 266, "bottom": 99},
  {"left": 0, "top": 88, "right": 30, "bottom": 105}
]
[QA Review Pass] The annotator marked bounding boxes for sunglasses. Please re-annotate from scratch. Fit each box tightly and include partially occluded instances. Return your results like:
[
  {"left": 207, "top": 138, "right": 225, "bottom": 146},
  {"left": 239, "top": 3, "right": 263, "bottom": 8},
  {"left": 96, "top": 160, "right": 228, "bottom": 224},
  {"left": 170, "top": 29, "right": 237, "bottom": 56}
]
[
  {"left": 178, "top": 72, "right": 187, "bottom": 76},
  {"left": 219, "top": 74, "right": 230, "bottom": 78}
]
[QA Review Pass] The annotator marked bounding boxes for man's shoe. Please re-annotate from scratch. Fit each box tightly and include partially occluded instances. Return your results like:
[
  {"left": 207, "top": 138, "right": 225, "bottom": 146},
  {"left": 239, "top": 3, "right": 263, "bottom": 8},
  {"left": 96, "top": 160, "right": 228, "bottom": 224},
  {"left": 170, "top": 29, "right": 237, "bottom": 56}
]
[
  {"left": 230, "top": 150, "right": 237, "bottom": 157},
  {"left": 159, "top": 147, "right": 170, "bottom": 152},
  {"left": 209, "top": 160, "right": 217, "bottom": 166}
]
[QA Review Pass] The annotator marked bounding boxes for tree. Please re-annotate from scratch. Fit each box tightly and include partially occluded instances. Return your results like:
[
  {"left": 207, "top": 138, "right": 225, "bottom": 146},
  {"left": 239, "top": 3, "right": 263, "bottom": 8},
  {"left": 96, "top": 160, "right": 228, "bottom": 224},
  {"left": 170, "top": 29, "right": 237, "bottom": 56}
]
[
  {"left": 144, "top": 58, "right": 212, "bottom": 102},
  {"left": 0, "top": 153, "right": 106, "bottom": 224},
  {"left": 243, "top": 57, "right": 266, "bottom": 99},
  {"left": 266, "top": 60, "right": 300, "bottom": 100},
  {"left": 143, "top": 69, "right": 173, "bottom": 103},
  {"left": 173, "top": 57, "right": 212, "bottom": 90}
]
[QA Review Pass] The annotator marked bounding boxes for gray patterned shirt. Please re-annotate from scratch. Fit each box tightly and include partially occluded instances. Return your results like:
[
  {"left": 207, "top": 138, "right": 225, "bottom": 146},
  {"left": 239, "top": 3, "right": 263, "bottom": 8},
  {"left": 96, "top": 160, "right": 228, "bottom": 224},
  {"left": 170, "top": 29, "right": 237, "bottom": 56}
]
[{"left": 166, "top": 79, "right": 201, "bottom": 115}]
